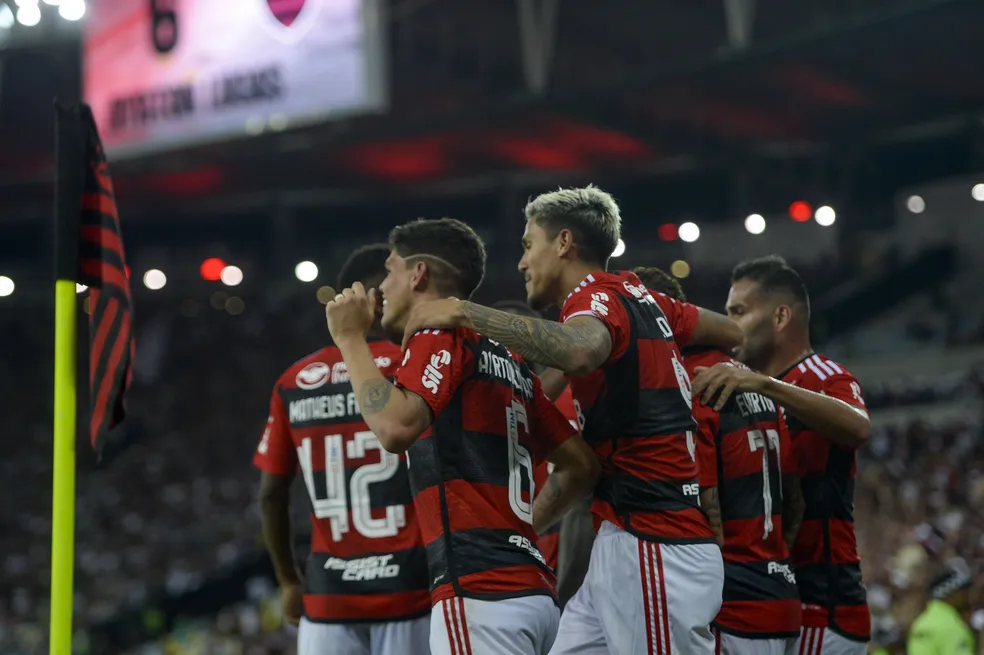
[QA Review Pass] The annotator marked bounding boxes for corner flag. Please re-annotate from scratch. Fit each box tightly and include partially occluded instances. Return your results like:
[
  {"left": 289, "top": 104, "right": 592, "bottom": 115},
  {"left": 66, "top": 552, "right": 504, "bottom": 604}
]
[{"left": 50, "top": 102, "right": 135, "bottom": 654}]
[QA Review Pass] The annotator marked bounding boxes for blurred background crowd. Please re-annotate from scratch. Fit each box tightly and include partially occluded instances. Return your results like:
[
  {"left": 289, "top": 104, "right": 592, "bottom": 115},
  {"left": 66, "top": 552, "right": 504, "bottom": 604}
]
[{"left": 3, "top": 0, "right": 984, "bottom": 652}]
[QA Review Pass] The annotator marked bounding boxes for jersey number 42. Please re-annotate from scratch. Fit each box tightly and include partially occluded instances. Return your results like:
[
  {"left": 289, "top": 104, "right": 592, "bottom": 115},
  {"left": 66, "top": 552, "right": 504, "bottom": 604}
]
[{"left": 297, "top": 432, "right": 406, "bottom": 542}]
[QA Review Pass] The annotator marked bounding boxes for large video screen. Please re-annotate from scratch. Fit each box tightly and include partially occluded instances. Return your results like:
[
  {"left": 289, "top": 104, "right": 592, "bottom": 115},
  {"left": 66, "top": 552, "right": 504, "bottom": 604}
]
[{"left": 83, "top": 0, "right": 387, "bottom": 158}]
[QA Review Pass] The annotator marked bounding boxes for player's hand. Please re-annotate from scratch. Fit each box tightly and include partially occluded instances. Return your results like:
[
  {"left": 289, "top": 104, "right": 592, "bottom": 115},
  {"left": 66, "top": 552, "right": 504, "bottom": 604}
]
[
  {"left": 280, "top": 581, "right": 303, "bottom": 627},
  {"left": 325, "top": 282, "right": 377, "bottom": 343},
  {"left": 691, "top": 363, "right": 769, "bottom": 411},
  {"left": 400, "top": 297, "right": 466, "bottom": 349}
]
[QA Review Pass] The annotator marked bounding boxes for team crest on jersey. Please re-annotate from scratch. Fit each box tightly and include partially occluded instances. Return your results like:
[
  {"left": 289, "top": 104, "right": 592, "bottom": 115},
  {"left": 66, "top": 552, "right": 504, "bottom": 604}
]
[{"left": 296, "top": 362, "right": 330, "bottom": 390}]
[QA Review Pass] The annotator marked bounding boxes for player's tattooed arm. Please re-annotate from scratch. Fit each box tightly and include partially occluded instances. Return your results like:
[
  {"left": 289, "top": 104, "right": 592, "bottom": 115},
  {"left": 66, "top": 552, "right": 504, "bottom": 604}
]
[
  {"left": 781, "top": 473, "right": 805, "bottom": 550},
  {"left": 460, "top": 305, "right": 612, "bottom": 375},
  {"left": 699, "top": 486, "right": 725, "bottom": 548},
  {"left": 336, "top": 338, "right": 433, "bottom": 453},
  {"left": 534, "top": 437, "right": 600, "bottom": 535}
]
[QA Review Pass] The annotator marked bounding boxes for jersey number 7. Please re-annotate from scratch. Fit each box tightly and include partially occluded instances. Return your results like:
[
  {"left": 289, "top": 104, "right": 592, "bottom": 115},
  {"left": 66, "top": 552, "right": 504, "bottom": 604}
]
[{"left": 297, "top": 432, "right": 407, "bottom": 541}]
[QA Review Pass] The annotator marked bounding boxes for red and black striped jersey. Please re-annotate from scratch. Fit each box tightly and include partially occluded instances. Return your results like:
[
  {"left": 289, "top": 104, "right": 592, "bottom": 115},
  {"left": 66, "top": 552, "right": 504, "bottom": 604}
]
[
  {"left": 780, "top": 353, "right": 870, "bottom": 641},
  {"left": 560, "top": 271, "right": 714, "bottom": 544},
  {"left": 253, "top": 341, "right": 430, "bottom": 623},
  {"left": 532, "top": 385, "right": 580, "bottom": 570},
  {"left": 395, "top": 327, "right": 576, "bottom": 604},
  {"left": 685, "top": 347, "right": 801, "bottom": 638}
]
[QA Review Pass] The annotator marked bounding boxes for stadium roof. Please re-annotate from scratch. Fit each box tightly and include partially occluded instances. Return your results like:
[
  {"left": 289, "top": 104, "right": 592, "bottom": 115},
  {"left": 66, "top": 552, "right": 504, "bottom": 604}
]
[{"left": 1, "top": 0, "right": 983, "bottom": 221}]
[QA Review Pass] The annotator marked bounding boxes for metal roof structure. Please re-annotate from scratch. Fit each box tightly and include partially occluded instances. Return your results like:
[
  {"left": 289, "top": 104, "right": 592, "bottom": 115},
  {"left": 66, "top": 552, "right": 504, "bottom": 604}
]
[{"left": 1, "top": 0, "right": 983, "bottom": 222}]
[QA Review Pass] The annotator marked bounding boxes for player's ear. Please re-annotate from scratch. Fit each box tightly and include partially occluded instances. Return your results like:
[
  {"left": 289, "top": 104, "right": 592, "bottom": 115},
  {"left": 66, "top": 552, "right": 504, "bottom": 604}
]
[
  {"left": 409, "top": 260, "right": 429, "bottom": 292},
  {"left": 555, "top": 228, "right": 575, "bottom": 257},
  {"left": 774, "top": 304, "right": 793, "bottom": 331}
]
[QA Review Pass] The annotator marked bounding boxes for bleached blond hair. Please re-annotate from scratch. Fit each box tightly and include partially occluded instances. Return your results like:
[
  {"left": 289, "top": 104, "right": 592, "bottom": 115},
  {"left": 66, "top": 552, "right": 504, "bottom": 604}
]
[{"left": 524, "top": 184, "right": 622, "bottom": 265}]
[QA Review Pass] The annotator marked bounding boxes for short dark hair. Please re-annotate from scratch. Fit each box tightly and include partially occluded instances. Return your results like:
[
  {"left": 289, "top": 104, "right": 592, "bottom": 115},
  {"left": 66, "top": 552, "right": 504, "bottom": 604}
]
[
  {"left": 525, "top": 185, "right": 621, "bottom": 266},
  {"left": 337, "top": 243, "right": 390, "bottom": 290},
  {"left": 731, "top": 255, "right": 810, "bottom": 316},
  {"left": 388, "top": 218, "right": 487, "bottom": 299},
  {"left": 632, "top": 267, "right": 686, "bottom": 302},
  {"left": 492, "top": 300, "right": 541, "bottom": 319}
]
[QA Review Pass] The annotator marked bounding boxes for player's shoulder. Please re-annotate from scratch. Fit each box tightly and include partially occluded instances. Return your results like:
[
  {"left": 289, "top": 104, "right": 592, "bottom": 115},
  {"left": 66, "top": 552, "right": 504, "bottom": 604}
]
[
  {"left": 277, "top": 346, "right": 341, "bottom": 391},
  {"left": 785, "top": 352, "right": 856, "bottom": 385},
  {"left": 681, "top": 346, "right": 733, "bottom": 373}
]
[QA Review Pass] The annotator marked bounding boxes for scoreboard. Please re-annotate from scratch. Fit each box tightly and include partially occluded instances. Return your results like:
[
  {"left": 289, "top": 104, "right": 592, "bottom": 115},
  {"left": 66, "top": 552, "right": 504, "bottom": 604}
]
[{"left": 83, "top": 0, "right": 387, "bottom": 157}]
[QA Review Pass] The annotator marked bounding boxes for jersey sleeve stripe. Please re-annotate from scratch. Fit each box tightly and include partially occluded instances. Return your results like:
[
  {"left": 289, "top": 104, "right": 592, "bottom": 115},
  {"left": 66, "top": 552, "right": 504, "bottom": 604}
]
[
  {"left": 803, "top": 357, "right": 828, "bottom": 380},
  {"left": 810, "top": 355, "right": 836, "bottom": 377},
  {"left": 563, "top": 309, "right": 601, "bottom": 323}
]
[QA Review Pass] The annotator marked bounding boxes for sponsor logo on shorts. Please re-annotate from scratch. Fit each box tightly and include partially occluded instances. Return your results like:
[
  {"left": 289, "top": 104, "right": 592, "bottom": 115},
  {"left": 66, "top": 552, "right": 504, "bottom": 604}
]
[
  {"left": 508, "top": 534, "right": 547, "bottom": 567},
  {"left": 768, "top": 561, "right": 797, "bottom": 584}
]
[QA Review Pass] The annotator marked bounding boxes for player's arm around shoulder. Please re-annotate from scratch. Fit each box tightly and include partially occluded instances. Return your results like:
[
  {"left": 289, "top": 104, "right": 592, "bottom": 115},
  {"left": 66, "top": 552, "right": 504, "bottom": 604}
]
[{"left": 691, "top": 307, "right": 743, "bottom": 350}]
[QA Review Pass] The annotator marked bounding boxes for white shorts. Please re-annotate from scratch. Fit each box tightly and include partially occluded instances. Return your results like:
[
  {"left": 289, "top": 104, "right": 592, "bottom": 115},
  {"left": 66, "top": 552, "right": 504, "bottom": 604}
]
[
  {"left": 712, "top": 627, "right": 793, "bottom": 655},
  {"left": 298, "top": 615, "right": 430, "bottom": 655},
  {"left": 792, "top": 626, "right": 867, "bottom": 655},
  {"left": 431, "top": 595, "right": 560, "bottom": 655},
  {"left": 549, "top": 521, "right": 724, "bottom": 655}
]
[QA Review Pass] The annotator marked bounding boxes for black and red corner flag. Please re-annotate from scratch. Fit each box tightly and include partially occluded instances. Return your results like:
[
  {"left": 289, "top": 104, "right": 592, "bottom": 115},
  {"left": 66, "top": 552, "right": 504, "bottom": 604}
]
[{"left": 54, "top": 102, "right": 135, "bottom": 463}]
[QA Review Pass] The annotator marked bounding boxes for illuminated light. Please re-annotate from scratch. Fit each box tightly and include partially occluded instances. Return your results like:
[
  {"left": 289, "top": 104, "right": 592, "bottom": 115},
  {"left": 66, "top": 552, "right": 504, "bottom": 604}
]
[
  {"left": 200, "top": 257, "right": 226, "bottom": 281},
  {"left": 973, "top": 184, "right": 984, "bottom": 202},
  {"left": 316, "top": 286, "right": 336, "bottom": 304},
  {"left": 210, "top": 291, "right": 228, "bottom": 310},
  {"left": 268, "top": 113, "right": 289, "bottom": 131},
  {"left": 906, "top": 195, "right": 926, "bottom": 214},
  {"left": 295, "top": 261, "right": 319, "bottom": 282},
  {"left": 59, "top": 0, "right": 85, "bottom": 21},
  {"left": 815, "top": 206, "right": 836, "bottom": 227},
  {"left": 789, "top": 201, "right": 812, "bottom": 222},
  {"left": 226, "top": 296, "right": 245, "bottom": 315},
  {"left": 143, "top": 269, "right": 167, "bottom": 290},
  {"left": 678, "top": 222, "right": 700, "bottom": 243},
  {"left": 244, "top": 117, "right": 265, "bottom": 135},
  {"left": 611, "top": 239, "right": 626, "bottom": 258},
  {"left": 42, "top": 0, "right": 62, "bottom": 6},
  {"left": 744, "top": 214, "right": 766, "bottom": 235},
  {"left": 220, "top": 265, "right": 243, "bottom": 287},
  {"left": 0, "top": 276, "right": 14, "bottom": 297},
  {"left": 657, "top": 223, "right": 678, "bottom": 241},
  {"left": 670, "top": 260, "right": 691, "bottom": 278},
  {"left": 0, "top": 4, "right": 15, "bottom": 29},
  {"left": 16, "top": 3, "right": 41, "bottom": 26},
  {"left": 76, "top": 283, "right": 88, "bottom": 294}
]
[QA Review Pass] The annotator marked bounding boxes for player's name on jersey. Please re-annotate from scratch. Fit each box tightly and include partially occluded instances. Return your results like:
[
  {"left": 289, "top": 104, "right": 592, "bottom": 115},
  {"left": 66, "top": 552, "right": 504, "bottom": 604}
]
[
  {"left": 289, "top": 392, "right": 360, "bottom": 424},
  {"left": 323, "top": 555, "right": 401, "bottom": 582},
  {"left": 477, "top": 347, "right": 534, "bottom": 401},
  {"left": 733, "top": 390, "right": 777, "bottom": 419}
]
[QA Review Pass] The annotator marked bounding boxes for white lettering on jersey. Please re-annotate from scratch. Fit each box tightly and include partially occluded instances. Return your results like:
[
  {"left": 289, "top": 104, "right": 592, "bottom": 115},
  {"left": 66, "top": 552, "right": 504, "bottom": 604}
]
[
  {"left": 478, "top": 350, "right": 534, "bottom": 400},
  {"left": 508, "top": 534, "right": 547, "bottom": 567},
  {"left": 421, "top": 349, "right": 452, "bottom": 394},
  {"left": 767, "top": 561, "right": 797, "bottom": 584},
  {"left": 734, "top": 391, "right": 777, "bottom": 417},
  {"left": 323, "top": 554, "right": 401, "bottom": 581},
  {"left": 331, "top": 361, "right": 349, "bottom": 384},
  {"left": 682, "top": 483, "right": 700, "bottom": 496},
  {"left": 589, "top": 292, "right": 610, "bottom": 316},
  {"left": 288, "top": 393, "right": 359, "bottom": 423},
  {"left": 402, "top": 349, "right": 412, "bottom": 366},
  {"left": 622, "top": 281, "right": 657, "bottom": 306}
]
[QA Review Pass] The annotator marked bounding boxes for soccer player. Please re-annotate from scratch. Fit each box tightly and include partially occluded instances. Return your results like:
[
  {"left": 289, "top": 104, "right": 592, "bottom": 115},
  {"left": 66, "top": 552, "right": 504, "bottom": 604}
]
[
  {"left": 398, "top": 186, "right": 744, "bottom": 655},
  {"left": 634, "top": 266, "right": 805, "bottom": 655},
  {"left": 492, "top": 300, "right": 591, "bottom": 607},
  {"left": 254, "top": 245, "right": 431, "bottom": 655},
  {"left": 325, "top": 218, "right": 600, "bottom": 655},
  {"left": 690, "top": 256, "right": 871, "bottom": 655}
]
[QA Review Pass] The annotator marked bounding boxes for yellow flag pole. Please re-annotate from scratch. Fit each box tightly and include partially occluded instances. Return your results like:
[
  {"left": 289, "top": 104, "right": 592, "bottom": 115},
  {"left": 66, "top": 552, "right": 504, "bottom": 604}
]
[
  {"left": 50, "top": 279, "right": 78, "bottom": 654},
  {"left": 50, "top": 102, "right": 84, "bottom": 655}
]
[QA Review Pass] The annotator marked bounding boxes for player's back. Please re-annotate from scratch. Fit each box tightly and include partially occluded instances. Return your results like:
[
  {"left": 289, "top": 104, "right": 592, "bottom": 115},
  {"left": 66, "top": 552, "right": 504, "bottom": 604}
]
[
  {"left": 560, "top": 271, "right": 714, "bottom": 543},
  {"left": 395, "top": 327, "right": 571, "bottom": 604},
  {"left": 683, "top": 347, "right": 801, "bottom": 638},
  {"left": 780, "top": 353, "right": 869, "bottom": 640},
  {"left": 532, "top": 385, "right": 579, "bottom": 570},
  {"left": 259, "top": 341, "right": 431, "bottom": 622}
]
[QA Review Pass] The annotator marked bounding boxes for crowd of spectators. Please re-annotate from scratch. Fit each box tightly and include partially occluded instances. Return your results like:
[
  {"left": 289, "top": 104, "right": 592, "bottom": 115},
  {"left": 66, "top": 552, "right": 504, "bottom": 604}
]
[{"left": 1, "top": 287, "right": 982, "bottom": 654}]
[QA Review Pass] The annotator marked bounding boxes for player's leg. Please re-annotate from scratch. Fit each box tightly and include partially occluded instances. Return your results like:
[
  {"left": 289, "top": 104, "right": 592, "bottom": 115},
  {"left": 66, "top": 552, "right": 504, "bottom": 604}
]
[
  {"left": 793, "top": 627, "right": 867, "bottom": 655},
  {"left": 431, "top": 595, "right": 560, "bottom": 655},
  {"left": 548, "top": 544, "right": 611, "bottom": 655},
  {"left": 369, "top": 614, "right": 431, "bottom": 655},
  {"left": 588, "top": 523, "right": 723, "bottom": 655},
  {"left": 298, "top": 617, "right": 371, "bottom": 655}
]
